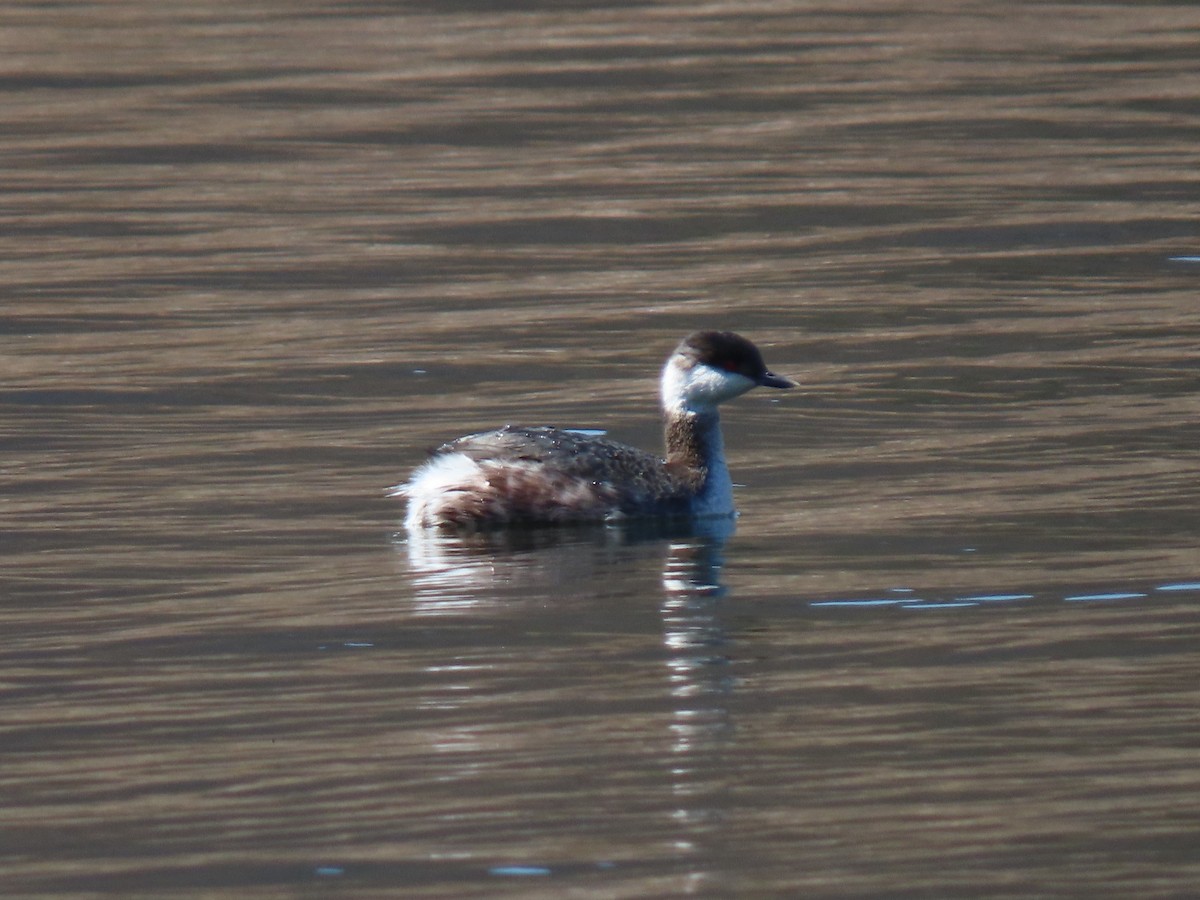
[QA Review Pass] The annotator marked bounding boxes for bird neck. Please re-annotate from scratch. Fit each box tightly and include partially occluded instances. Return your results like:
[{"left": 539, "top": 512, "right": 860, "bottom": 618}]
[{"left": 664, "top": 409, "right": 734, "bottom": 516}]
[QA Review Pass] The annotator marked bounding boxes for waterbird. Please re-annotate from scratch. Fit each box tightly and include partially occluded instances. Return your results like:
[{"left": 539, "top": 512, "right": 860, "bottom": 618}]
[{"left": 392, "top": 331, "right": 793, "bottom": 529}]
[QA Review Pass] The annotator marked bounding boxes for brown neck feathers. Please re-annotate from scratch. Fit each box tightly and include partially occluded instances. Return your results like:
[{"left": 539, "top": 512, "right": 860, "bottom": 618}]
[{"left": 664, "top": 410, "right": 715, "bottom": 490}]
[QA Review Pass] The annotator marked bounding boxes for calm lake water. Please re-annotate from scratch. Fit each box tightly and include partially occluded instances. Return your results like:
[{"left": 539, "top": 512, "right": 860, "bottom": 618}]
[{"left": 4, "top": 1, "right": 1200, "bottom": 896}]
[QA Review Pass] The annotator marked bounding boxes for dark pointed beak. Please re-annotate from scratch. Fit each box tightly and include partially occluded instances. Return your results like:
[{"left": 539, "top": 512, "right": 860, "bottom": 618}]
[{"left": 758, "top": 370, "right": 795, "bottom": 389}]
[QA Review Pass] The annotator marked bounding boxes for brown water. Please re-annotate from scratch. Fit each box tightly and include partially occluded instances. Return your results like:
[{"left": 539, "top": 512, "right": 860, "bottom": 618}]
[{"left": 4, "top": 1, "right": 1200, "bottom": 896}]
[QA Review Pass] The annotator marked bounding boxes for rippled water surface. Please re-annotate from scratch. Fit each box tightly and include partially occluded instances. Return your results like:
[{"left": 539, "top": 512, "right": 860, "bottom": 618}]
[{"left": 5, "top": 1, "right": 1200, "bottom": 896}]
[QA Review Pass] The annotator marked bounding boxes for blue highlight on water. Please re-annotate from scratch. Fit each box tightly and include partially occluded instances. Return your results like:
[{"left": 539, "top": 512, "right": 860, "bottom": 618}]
[
  {"left": 490, "top": 866, "right": 552, "bottom": 877},
  {"left": 956, "top": 594, "right": 1034, "bottom": 603},
  {"left": 488, "top": 861, "right": 617, "bottom": 876},
  {"left": 809, "top": 582, "right": 1197, "bottom": 610},
  {"left": 903, "top": 601, "right": 978, "bottom": 609}
]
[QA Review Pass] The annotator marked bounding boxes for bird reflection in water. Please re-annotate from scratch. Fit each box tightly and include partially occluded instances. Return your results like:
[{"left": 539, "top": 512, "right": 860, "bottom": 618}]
[
  {"left": 394, "top": 518, "right": 739, "bottom": 891},
  {"left": 660, "top": 518, "right": 736, "bottom": 894},
  {"left": 396, "top": 518, "right": 734, "bottom": 614}
]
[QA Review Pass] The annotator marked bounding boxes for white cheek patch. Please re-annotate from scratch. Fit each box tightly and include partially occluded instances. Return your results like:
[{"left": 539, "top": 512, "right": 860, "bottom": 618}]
[
  {"left": 662, "top": 358, "right": 760, "bottom": 414},
  {"left": 680, "top": 364, "right": 755, "bottom": 411}
]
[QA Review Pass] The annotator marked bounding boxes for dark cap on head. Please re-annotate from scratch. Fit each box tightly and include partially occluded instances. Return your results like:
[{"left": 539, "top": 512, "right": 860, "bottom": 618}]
[{"left": 679, "top": 331, "right": 795, "bottom": 389}]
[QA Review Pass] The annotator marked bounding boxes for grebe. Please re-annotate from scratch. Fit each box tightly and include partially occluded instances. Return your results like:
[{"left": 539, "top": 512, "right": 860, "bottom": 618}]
[{"left": 392, "top": 331, "right": 793, "bottom": 529}]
